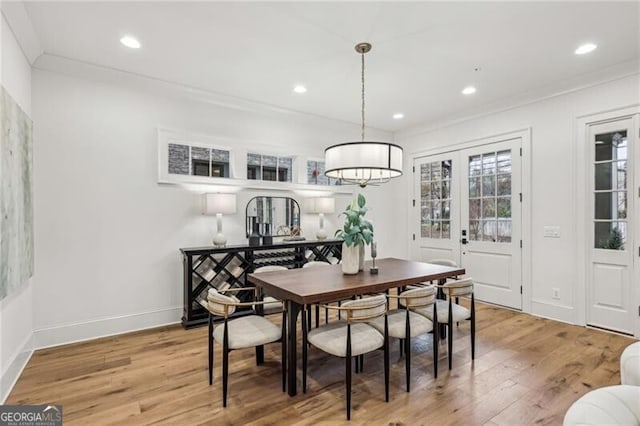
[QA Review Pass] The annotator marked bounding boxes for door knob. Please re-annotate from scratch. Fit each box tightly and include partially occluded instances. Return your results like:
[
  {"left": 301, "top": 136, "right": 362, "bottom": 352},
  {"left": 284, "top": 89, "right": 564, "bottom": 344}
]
[{"left": 461, "top": 238, "right": 468, "bottom": 245}]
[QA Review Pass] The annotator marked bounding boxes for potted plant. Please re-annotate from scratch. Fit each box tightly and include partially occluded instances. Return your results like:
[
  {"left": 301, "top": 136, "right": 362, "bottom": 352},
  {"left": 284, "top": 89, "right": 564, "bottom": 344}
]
[{"left": 335, "top": 194, "right": 374, "bottom": 274}]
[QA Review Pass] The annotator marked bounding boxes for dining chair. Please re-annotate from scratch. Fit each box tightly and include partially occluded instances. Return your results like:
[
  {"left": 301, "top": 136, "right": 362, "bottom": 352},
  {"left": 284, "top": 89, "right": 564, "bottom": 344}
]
[
  {"left": 414, "top": 278, "right": 475, "bottom": 370},
  {"left": 302, "top": 260, "right": 334, "bottom": 326},
  {"left": 302, "top": 294, "right": 390, "bottom": 420},
  {"left": 203, "top": 287, "right": 286, "bottom": 407},
  {"left": 253, "top": 265, "right": 288, "bottom": 315},
  {"left": 369, "top": 286, "right": 438, "bottom": 391}
]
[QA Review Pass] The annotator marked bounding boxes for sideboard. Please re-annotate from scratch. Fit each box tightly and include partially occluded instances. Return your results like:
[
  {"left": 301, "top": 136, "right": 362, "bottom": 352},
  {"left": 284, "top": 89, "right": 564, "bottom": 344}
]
[{"left": 180, "top": 239, "right": 343, "bottom": 328}]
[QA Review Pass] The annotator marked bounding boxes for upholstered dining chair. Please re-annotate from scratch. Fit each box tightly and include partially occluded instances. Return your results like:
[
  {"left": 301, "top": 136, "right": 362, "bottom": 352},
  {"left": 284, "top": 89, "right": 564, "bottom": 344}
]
[
  {"left": 253, "top": 265, "right": 288, "bottom": 315},
  {"left": 302, "top": 260, "right": 333, "bottom": 327},
  {"left": 369, "top": 286, "right": 438, "bottom": 391},
  {"left": 203, "top": 287, "right": 286, "bottom": 407},
  {"left": 302, "top": 294, "right": 390, "bottom": 420},
  {"left": 415, "top": 278, "right": 475, "bottom": 370}
]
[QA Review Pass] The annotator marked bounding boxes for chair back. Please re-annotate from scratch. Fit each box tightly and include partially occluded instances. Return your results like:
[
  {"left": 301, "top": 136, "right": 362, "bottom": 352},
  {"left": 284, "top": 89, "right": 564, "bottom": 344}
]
[
  {"left": 303, "top": 261, "right": 331, "bottom": 268},
  {"left": 443, "top": 278, "right": 473, "bottom": 297},
  {"left": 341, "top": 294, "right": 387, "bottom": 322},
  {"left": 207, "top": 288, "right": 238, "bottom": 317},
  {"left": 254, "top": 265, "right": 288, "bottom": 273},
  {"left": 399, "top": 286, "right": 437, "bottom": 309},
  {"left": 428, "top": 258, "right": 458, "bottom": 267}
]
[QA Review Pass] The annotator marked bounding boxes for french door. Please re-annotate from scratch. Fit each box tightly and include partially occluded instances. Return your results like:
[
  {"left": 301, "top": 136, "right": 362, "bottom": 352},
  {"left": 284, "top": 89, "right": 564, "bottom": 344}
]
[
  {"left": 412, "top": 138, "right": 523, "bottom": 310},
  {"left": 587, "top": 117, "right": 636, "bottom": 334}
]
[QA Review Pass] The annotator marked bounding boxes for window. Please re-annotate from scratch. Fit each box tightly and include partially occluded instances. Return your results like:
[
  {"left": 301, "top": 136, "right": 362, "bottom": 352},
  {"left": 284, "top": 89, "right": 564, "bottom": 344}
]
[
  {"left": 420, "top": 160, "right": 452, "bottom": 239},
  {"left": 594, "top": 131, "right": 627, "bottom": 250},
  {"left": 468, "top": 150, "right": 512, "bottom": 242},
  {"left": 247, "top": 153, "right": 292, "bottom": 182},
  {"left": 307, "top": 160, "right": 340, "bottom": 185},
  {"left": 168, "top": 142, "right": 230, "bottom": 178}
]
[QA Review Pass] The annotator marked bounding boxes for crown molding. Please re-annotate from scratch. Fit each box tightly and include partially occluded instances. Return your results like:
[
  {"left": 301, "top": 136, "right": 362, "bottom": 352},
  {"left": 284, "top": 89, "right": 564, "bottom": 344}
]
[
  {"left": 1, "top": 2, "right": 43, "bottom": 65},
  {"left": 394, "top": 59, "right": 640, "bottom": 140}
]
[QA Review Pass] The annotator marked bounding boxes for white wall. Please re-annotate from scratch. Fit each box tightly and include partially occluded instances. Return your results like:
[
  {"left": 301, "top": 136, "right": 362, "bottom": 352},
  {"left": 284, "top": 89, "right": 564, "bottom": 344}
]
[
  {"left": 395, "top": 73, "right": 640, "bottom": 325},
  {"left": 31, "top": 67, "right": 396, "bottom": 347},
  {"left": 0, "top": 13, "right": 34, "bottom": 403}
]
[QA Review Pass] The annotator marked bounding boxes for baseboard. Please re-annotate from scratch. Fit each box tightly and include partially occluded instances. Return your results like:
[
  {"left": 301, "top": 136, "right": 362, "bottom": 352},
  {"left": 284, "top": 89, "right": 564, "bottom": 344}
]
[
  {"left": 530, "top": 298, "right": 576, "bottom": 325},
  {"left": 1, "top": 332, "right": 34, "bottom": 404},
  {"left": 34, "top": 307, "right": 182, "bottom": 350}
]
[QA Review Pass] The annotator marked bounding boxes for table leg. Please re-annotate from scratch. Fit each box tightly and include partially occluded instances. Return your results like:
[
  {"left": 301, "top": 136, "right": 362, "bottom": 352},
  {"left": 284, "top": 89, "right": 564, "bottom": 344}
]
[{"left": 287, "top": 300, "right": 302, "bottom": 396}]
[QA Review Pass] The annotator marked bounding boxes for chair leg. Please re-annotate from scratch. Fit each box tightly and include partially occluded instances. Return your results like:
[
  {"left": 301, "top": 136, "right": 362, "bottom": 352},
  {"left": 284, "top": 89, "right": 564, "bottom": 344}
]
[
  {"left": 208, "top": 314, "right": 214, "bottom": 386},
  {"left": 433, "top": 302, "right": 439, "bottom": 378},
  {"left": 384, "top": 315, "right": 390, "bottom": 402},
  {"left": 448, "top": 299, "right": 453, "bottom": 370},
  {"left": 222, "top": 321, "right": 229, "bottom": 407},
  {"left": 405, "top": 310, "right": 411, "bottom": 392},
  {"left": 346, "top": 325, "right": 352, "bottom": 420},
  {"left": 281, "top": 310, "right": 287, "bottom": 392},
  {"left": 315, "top": 305, "right": 320, "bottom": 328},
  {"left": 399, "top": 338, "right": 404, "bottom": 357},
  {"left": 471, "top": 293, "right": 476, "bottom": 360},
  {"left": 302, "top": 307, "right": 308, "bottom": 393},
  {"left": 307, "top": 309, "right": 312, "bottom": 332},
  {"left": 359, "top": 354, "right": 364, "bottom": 373}
]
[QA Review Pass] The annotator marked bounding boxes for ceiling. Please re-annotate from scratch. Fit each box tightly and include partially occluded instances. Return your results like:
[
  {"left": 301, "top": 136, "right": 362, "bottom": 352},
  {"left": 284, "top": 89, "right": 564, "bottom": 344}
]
[{"left": 22, "top": 1, "right": 640, "bottom": 132}]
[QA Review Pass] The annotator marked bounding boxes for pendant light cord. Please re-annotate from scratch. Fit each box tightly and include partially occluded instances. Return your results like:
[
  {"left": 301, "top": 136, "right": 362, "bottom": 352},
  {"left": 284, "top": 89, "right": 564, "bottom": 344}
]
[{"left": 361, "top": 49, "right": 365, "bottom": 142}]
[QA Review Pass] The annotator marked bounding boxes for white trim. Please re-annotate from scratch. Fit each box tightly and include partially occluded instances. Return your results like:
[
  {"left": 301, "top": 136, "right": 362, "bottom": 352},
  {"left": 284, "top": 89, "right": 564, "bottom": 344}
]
[
  {"left": 33, "top": 307, "right": 182, "bottom": 350},
  {"left": 575, "top": 104, "right": 640, "bottom": 337},
  {"left": 1, "top": 333, "right": 34, "bottom": 404},
  {"left": 406, "top": 128, "right": 532, "bottom": 314}
]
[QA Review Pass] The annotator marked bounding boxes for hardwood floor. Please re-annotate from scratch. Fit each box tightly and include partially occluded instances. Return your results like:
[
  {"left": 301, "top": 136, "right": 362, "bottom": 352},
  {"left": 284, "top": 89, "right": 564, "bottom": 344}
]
[{"left": 7, "top": 302, "right": 636, "bottom": 425}]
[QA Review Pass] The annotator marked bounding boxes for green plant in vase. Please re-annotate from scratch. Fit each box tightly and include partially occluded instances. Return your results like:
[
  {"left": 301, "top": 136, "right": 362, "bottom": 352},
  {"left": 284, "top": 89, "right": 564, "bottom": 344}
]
[{"left": 335, "top": 194, "right": 374, "bottom": 274}]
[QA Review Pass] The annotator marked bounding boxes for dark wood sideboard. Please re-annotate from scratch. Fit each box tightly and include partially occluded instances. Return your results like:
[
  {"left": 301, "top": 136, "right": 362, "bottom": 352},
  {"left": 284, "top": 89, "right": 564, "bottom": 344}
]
[{"left": 180, "top": 239, "right": 343, "bottom": 328}]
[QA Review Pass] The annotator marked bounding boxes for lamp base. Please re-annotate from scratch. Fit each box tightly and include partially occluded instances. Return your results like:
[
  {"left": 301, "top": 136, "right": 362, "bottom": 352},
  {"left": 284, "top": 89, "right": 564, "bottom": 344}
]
[
  {"left": 316, "top": 228, "right": 328, "bottom": 240},
  {"left": 213, "top": 233, "right": 227, "bottom": 247}
]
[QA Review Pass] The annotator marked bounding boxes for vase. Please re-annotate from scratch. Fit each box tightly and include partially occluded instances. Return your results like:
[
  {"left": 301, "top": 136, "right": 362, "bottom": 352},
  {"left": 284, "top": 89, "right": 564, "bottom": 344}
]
[
  {"left": 358, "top": 243, "right": 365, "bottom": 271},
  {"left": 341, "top": 242, "right": 359, "bottom": 275}
]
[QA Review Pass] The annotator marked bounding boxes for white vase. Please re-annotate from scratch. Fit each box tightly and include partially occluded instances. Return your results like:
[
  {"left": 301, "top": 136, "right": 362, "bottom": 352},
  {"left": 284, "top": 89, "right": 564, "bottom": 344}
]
[
  {"left": 341, "top": 242, "right": 360, "bottom": 275},
  {"left": 358, "top": 243, "right": 365, "bottom": 271}
]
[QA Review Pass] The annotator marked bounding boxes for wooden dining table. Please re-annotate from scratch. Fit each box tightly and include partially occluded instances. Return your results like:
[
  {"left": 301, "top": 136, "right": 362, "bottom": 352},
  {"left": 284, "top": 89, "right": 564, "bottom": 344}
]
[{"left": 247, "top": 257, "right": 465, "bottom": 396}]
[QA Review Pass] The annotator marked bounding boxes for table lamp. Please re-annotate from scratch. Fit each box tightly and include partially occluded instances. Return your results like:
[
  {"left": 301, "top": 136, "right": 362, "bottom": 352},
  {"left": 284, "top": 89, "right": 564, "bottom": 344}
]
[
  {"left": 203, "top": 193, "right": 237, "bottom": 247},
  {"left": 308, "top": 197, "right": 335, "bottom": 240}
]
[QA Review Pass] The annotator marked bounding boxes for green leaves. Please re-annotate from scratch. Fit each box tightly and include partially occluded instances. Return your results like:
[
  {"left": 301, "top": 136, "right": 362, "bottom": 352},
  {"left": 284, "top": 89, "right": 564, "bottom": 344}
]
[{"left": 338, "top": 193, "right": 374, "bottom": 247}]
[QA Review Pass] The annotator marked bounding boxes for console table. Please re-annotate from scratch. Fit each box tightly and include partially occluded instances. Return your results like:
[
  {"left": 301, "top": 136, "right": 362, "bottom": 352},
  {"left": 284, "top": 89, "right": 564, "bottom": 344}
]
[{"left": 180, "top": 239, "right": 342, "bottom": 328}]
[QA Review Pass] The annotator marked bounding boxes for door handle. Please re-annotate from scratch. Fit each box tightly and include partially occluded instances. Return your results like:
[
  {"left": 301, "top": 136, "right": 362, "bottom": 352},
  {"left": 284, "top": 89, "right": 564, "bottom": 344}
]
[{"left": 461, "top": 238, "right": 468, "bottom": 245}]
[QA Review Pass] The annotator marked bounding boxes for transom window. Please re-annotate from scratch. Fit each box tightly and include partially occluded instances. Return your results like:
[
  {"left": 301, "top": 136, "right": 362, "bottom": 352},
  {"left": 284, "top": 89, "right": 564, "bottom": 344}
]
[
  {"left": 594, "top": 130, "right": 627, "bottom": 250},
  {"left": 420, "top": 160, "right": 452, "bottom": 239},
  {"left": 468, "top": 150, "right": 512, "bottom": 242},
  {"left": 168, "top": 143, "right": 230, "bottom": 178},
  {"left": 247, "top": 154, "right": 292, "bottom": 182}
]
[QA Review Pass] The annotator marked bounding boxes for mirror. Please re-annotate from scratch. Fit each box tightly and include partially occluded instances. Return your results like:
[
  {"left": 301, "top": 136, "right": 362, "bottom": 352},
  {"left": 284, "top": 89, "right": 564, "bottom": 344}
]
[{"left": 246, "top": 196, "right": 301, "bottom": 237}]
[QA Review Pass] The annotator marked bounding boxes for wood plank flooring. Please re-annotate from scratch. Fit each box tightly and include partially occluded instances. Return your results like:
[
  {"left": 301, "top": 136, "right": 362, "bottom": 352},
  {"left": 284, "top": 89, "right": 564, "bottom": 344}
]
[{"left": 7, "top": 302, "right": 636, "bottom": 425}]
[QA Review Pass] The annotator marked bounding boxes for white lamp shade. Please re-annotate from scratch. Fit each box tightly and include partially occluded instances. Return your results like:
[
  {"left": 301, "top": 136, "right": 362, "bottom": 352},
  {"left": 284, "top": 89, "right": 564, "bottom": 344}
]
[
  {"left": 324, "top": 142, "right": 403, "bottom": 181},
  {"left": 203, "top": 193, "right": 237, "bottom": 215},
  {"left": 308, "top": 197, "right": 335, "bottom": 214}
]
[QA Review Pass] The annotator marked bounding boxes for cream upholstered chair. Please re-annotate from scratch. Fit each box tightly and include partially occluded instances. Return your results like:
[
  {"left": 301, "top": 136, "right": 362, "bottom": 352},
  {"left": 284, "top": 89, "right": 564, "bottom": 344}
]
[
  {"left": 415, "top": 278, "right": 475, "bottom": 370},
  {"left": 303, "top": 294, "right": 389, "bottom": 420},
  {"left": 369, "top": 286, "right": 438, "bottom": 391},
  {"left": 563, "top": 385, "right": 640, "bottom": 425},
  {"left": 303, "top": 260, "right": 335, "bottom": 326},
  {"left": 621, "top": 341, "right": 640, "bottom": 386},
  {"left": 253, "top": 265, "right": 287, "bottom": 315},
  {"left": 204, "top": 287, "right": 286, "bottom": 407}
]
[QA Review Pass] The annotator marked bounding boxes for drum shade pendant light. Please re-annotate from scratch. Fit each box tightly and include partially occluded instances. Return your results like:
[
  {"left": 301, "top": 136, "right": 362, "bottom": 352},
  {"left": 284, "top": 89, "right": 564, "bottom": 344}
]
[{"left": 324, "top": 42, "right": 403, "bottom": 188}]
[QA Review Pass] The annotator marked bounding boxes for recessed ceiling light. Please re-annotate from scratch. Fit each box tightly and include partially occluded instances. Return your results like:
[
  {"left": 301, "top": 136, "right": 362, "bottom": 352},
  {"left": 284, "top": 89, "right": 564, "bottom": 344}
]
[
  {"left": 575, "top": 43, "right": 597, "bottom": 55},
  {"left": 120, "top": 35, "right": 141, "bottom": 49},
  {"left": 462, "top": 86, "right": 477, "bottom": 95},
  {"left": 393, "top": 113, "right": 404, "bottom": 120},
  {"left": 293, "top": 85, "right": 307, "bottom": 94}
]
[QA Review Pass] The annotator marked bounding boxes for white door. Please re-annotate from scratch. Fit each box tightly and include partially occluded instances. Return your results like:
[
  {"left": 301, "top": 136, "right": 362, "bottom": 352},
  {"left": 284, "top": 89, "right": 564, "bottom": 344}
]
[
  {"left": 412, "top": 138, "right": 523, "bottom": 310},
  {"left": 588, "top": 118, "right": 636, "bottom": 334},
  {"left": 460, "top": 139, "right": 522, "bottom": 310}
]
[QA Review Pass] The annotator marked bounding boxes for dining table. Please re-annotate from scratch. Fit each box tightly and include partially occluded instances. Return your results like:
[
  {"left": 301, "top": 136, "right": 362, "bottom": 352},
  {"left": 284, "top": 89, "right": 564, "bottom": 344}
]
[{"left": 247, "top": 257, "right": 465, "bottom": 396}]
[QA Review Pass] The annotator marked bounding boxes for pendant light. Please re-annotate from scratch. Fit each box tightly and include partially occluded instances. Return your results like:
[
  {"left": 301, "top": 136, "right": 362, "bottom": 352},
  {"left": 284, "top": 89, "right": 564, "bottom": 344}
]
[{"left": 324, "top": 42, "right": 403, "bottom": 188}]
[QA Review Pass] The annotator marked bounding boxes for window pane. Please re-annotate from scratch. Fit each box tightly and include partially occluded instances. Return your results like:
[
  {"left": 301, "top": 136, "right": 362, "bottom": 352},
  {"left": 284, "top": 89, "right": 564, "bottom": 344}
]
[
  {"left": 192, "top": 160, "right": 209, "bottom": 176},
  {"left": 482, "top": 198, "right": 496, "bottom": 218},
  {"left": 482, "top": 175, "right": 496, "bottom": 196},
  {"left": 617, "top": 191, "right": 627, "bottom": 219},
  {"left": 497, "top": 175, "right": 511, "bottom": 195},
  {"left": 469, "top": 177, "right": 481, "bottom": 197},
  {"left": 469, "top": 220, "right": 480, "bottom": 241},
  {"left": 483, "top": 220, "right": 497, "bottom": 242},
  {"left": 469, "top": 155, "right": 482, "bottom": 176},
  {"left": 497, "top": 150, "right": 512, "bottom": 174},
  {"left": 442, "top": 221, "right": 450, "bottom": 239},
  {"left": 497, "top": 198, "right": 511, "bottom": 218},
  {"left": 482, "top": 153, "right": 496, "bottom": 175},
  {"left": 430, "top": 162, "right": 441, "bottom": 180},
  {"left": 441, "top": 201, "right": 450, "bottom": 220},
  {"left": 442, "top": 160, "right": 452, "bottom": 179},
  {"left": 595, "top": 131, "right": 627, "bottom": 162},
  {"left": 469, "top": 199, "right": 481, "bottom": 220},
  {"left": 432, "top": 201, "right": 441, "bottom": 220},
  {"left": 168, "top": 143, "right": 189, "bottom": 175},
  {"left": 421, "top": 208, "right": 430, "bottom": 238},
  {"left": 497, "top": 220, "right": 512, "bottom": 243},
  {"left": 247, "top": 153, "right": 261, "bottom": 166},
  {"left": 594, "top": 193, "right": 613, "bottom": 220},
  {"left": 421, "top": 163, "right": 431, "bottom": 180},
  {"left": 441, "top": 180, "right": 450, "bottom": 199},
  {"left": 431, "top": 182, "right": 441, "bottom": 199},
  {"left": 595, "top": 221, "right": 626, "bottom": 250}
]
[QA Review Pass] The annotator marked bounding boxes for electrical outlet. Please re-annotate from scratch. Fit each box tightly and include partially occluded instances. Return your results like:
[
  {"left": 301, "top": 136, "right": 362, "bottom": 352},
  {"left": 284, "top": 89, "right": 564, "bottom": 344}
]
[{"left": 552, "top": 288, "right": 560, "bottom": 300}]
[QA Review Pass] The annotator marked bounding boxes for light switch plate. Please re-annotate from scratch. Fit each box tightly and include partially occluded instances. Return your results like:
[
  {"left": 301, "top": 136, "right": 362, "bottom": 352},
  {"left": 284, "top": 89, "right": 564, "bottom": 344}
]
[{"left": 544, "top": 226, "right": 561, "bottom": 238}]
